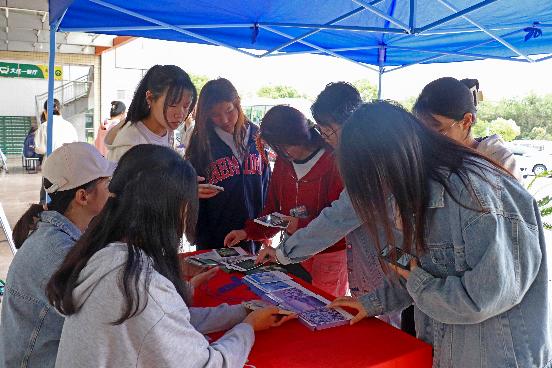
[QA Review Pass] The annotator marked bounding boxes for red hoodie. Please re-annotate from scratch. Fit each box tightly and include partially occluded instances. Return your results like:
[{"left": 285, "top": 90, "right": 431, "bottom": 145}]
[{"left": 244, "top": 149, "right": 346, "bottom": 253}]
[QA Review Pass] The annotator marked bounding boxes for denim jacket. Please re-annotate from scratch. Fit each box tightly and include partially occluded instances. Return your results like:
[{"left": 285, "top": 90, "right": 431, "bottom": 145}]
[
  {"left": 277, "top": 165, "right": 550, "bottom": 367},
  {"left": 360, "top": 167, "right": 551, "bottom": 368},
  {"left": 275, "top": 190, "right": 393, "bottom": 320},
  {"left": 0, "top": 211, "right": 81, "bottom": 368}
]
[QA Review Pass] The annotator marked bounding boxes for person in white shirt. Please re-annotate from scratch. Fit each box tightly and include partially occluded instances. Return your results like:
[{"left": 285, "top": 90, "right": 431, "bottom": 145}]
[{"left": 34, "top": 99, "right": 79, "bottom": 155}]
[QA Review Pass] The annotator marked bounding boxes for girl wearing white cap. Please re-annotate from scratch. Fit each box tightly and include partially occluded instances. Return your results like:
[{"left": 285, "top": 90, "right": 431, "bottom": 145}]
[{"left": 0, "top": 142, "right": 115, "bottom": 368}]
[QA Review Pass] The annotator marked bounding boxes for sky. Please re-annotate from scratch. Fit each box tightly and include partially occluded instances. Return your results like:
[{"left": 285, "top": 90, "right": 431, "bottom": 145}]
[{"left": 115, "top": 38, "right": 552, "bottom": 103}]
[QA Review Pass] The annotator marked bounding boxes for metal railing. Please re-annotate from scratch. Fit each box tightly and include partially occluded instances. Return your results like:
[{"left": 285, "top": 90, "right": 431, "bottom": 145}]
[{"left": 35, "top": 74, "right": 92, "bottom": 122}]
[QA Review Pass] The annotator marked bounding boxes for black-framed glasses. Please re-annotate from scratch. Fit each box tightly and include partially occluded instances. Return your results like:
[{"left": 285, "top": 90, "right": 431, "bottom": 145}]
[{"left": 313, "top": 124, "right": 338, "bottom": 140}]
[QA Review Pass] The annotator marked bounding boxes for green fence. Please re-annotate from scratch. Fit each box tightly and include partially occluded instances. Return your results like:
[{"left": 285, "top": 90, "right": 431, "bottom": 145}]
[{"left": 0, "top": 116, "right": 33, "bottom": 155}]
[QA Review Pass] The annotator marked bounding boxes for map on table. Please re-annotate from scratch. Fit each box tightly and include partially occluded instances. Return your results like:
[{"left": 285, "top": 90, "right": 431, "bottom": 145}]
[{"left": 242, "top": 271, "right": 352, "bottom": 331}]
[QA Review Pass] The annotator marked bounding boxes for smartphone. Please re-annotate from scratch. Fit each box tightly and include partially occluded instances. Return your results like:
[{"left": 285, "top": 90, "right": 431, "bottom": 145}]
[
  {"left": 379, "top": 245, "right": 416, "bottom": 270},
  {"left": 202, "top": 184, "right": 224, "bottom": 192}
]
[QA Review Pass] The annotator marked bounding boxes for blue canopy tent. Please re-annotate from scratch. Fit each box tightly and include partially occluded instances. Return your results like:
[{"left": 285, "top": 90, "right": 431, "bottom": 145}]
[{"left": 46, "top": 0, "right": 552, "bottom": 155}]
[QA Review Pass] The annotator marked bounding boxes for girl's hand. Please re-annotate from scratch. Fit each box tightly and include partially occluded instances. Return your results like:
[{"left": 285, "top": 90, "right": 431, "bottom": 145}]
[
  {"left": 190, "top": 267, "right": 219, "bottom": 288},
  {"left": 197, "top": 176, "right": 220, "bottom": 199},
  {"left": 255, "top": 247, "right": 277, "bottom": 264},
  {"left": 243, "top": 307, "right": 297, "bottom": 331},
  {"left": 328, "top": 296, "right": 368, "bottom": 325},
  {"left": 224, "top": 230, "right": 247, "bottom": 247},
  {"left": 282, "top": 216, "right": 299, "bottom": 235},
  {"left": 198, "top": 184, "right": 220, "bottom": 199},
  {"left": 387, "top": 258, "right": 418, "bottom": 280}
]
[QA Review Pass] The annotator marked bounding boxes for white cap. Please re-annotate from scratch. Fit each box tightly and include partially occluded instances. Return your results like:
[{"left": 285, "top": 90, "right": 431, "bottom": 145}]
[{"left": 43, "top": 142, "right": 117, "bottom": 193}]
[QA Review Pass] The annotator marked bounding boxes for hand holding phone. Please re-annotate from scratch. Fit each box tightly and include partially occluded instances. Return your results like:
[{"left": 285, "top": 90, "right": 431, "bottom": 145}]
[{"left": 379, "top": 245, "right": 417, "bottom": 271}]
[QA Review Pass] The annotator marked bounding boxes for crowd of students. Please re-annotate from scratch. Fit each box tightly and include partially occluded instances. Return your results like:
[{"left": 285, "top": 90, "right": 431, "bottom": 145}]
[{"left": 0, "top": 64, "right": 550, "bottom": 368}]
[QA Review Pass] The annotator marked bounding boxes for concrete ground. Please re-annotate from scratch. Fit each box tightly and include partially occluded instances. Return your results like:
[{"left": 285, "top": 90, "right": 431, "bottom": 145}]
[{"left": 0, "top": 157, "right": 42, "bottom": 281}]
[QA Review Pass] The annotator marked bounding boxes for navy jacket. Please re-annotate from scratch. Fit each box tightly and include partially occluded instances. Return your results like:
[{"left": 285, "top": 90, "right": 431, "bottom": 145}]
[{"left": 195, "top": 124, "right": 270, "bottom": 251}]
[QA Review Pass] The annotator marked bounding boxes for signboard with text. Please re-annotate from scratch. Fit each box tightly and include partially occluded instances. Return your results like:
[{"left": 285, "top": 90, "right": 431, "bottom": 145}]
[{"left": 0, "top": 62, "right": 63, "bottom": 80}]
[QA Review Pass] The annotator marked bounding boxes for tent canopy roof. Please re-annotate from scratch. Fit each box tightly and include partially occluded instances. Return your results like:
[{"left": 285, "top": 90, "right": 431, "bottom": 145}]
[{"left": 49, "top": 0, "right": 552, "bottom": 71}]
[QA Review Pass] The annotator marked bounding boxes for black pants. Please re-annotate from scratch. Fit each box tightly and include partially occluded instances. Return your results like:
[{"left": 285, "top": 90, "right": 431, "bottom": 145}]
[
  {"left": 401, "top": 305, "right": 416, "bottom": 336},
  {"left": 39, "top": 178, "right": 46, "bottom": 204}
]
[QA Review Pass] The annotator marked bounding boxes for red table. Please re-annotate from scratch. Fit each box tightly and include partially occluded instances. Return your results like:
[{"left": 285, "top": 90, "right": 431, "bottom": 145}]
[{"left": 183, "top": 254, "right": 432, "bottom": 368}]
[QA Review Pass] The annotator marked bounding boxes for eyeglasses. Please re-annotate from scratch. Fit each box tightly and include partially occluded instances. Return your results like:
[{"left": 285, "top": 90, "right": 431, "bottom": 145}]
[
  {"left": 439, "top": 120, "right": 460, "bottom": 136},
  {"left": 313, "top": 124, "right": 338, "bottom": 140}
]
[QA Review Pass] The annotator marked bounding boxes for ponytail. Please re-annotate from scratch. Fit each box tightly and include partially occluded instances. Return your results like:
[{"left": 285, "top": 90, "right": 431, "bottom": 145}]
[
  {"left": 12, "top": 204, "right": 44, "bottom": 249},
  {"left": 12, "top": 178, "right": 100, "bottom": 249}
]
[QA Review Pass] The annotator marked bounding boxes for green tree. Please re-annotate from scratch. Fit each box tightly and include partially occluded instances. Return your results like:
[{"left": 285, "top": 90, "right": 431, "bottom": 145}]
[
  {"left": 528, "top": 127, "right": 552, "bottom": 140},
  {"left": 489, "top": 117, "right": 520, "bottom": 141},
  {"left": 472, "top": 119, "right": 491, "bottom": 138},
  {"left": 401, "top": 96, "right": 417, "bottom": 112},
  {"left": 477, "top": 94, "right": 552, "bottom": 139},
  {"left": 190, "top": 74, "right": 209, "bottom": 93},
  {"left": 257, "top": 85, "right": 306, "bottom": 99},
  {"left": 352, "top": 79, "right": 378, "bottom": 101},
  {"left": 473, "top": 117, "right": 520, "bottom": 141}
]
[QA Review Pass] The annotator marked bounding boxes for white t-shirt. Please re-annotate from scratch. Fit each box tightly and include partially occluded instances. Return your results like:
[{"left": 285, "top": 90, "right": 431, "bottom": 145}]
[
  {"left": 214, "top": 125, "right": 251, "bottom": 162},
  {"left": 292, "top": 148, "right": 325, "bottom": 180},
  {"left": 34, "top": 115, "right": 79, "bottom": 155}
]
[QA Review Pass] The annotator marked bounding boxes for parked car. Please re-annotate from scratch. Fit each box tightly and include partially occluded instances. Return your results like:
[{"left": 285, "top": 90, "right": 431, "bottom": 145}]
[
  {"left": 511, "top": 139, "right": 552, "bottom": 154},
  {"left": 507, "top": 143, "right": 552, "bottom": 176}
]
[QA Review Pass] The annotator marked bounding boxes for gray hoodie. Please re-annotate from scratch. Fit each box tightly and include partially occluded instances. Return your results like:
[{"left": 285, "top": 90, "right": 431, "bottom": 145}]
[{"left": 55, "top": 243, "right": 254, "bottom": 368}]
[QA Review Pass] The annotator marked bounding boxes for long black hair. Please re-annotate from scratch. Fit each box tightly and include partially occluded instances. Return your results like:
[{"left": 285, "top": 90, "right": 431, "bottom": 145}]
[
  {"left": 337, "top": 101, "right": 509, "bottom": 271},
  {"left": 413, "top": 77, "right": 476, "bottom": 123},
  {"left": 126, "top": 65, "right": 197, "bottom": 126},
  {"left": 12, "top": 178, "right": 99, "bottom": 249},
  {"left": 46, "top": 145, "right": 199, "bottom": 323}
]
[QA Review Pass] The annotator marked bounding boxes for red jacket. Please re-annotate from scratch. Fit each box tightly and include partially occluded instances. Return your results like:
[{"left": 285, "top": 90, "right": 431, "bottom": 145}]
[{"left": 244, "top": 149, "right": 346, "bottom": 253}]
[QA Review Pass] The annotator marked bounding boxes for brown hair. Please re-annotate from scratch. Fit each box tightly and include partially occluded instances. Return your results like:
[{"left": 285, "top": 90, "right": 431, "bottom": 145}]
[{"left": 185, "top": 78, "right": 248, "bottom": 176}]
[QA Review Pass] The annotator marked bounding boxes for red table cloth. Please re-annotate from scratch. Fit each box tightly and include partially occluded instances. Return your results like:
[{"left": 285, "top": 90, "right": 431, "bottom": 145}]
[{"left": 182, "top": 253, "right": 432, "bottom": 368}]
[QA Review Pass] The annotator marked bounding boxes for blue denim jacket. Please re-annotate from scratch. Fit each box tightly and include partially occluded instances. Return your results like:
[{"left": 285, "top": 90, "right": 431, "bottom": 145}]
[
  {"left": 275, "top": 189, "right": 399, "bottom": 323},
  {"left": 0, "top": 211, "right": 81, "bottom": 368},
  {"left": 278, "top": 166, "right": 551, "bottom": 367}
]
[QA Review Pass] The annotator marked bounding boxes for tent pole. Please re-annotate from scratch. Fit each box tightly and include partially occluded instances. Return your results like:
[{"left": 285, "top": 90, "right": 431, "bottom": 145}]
[
  {"left": 352, "top": 0, "right": 410, "bottom": 32},
  {"left": 262, "top": 25, "right": 380, "bottom": 72},
  {"left": 433, "top": 0, "right": 533, "bottom": 62},
  {"left": 261, "top": 1, "right": 386, "bottom": 56},
  {"left": 378, "top": 67, "right": 383, "bottom": 100},
  {"left": 377, "top": 45, "right": 386, "bottom": 100},
  {"left": 415, "top": 0, "right": 498, "bottom": 33},
  {"left": 88, "top": 0, "right": 259, "bottom": 58},
  {"left": 385, "top": 28, "right": 525, "bottom": 73},
  {"left": 46, "top": 17, "right": 63, "bottom": 156}
]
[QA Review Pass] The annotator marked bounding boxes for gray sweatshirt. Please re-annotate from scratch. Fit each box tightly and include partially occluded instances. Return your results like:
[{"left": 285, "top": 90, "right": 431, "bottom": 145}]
[{"left": 55, "top": 243, "right": 254, "bottom": 368}]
